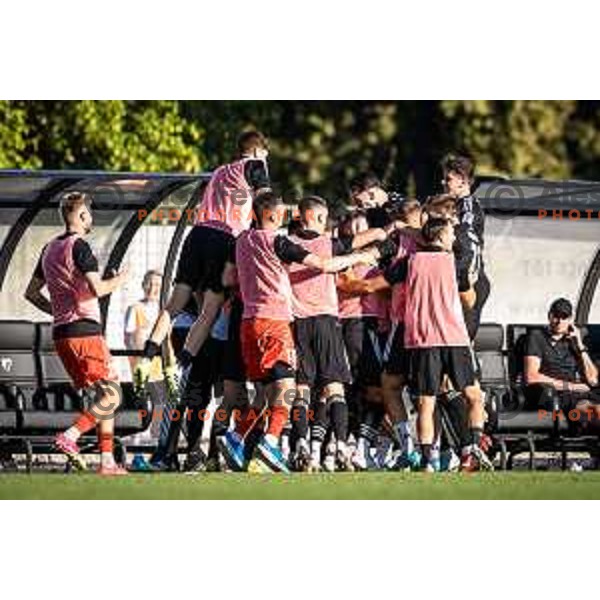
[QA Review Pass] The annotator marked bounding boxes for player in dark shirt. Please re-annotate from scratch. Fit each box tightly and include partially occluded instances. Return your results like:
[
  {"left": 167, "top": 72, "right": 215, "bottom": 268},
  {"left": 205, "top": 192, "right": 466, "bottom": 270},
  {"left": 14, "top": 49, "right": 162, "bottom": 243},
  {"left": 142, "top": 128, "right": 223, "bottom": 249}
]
[
  {"left": 441, "top": 153, "right": 490, "bottom": 340},
  {"left": 244, "top": 159, "right": 270, "bottom": 191},
  {"left": 525, "top": 298, "right": 600, "bottom": 425},
  {"left": 348, "top": 171, "right": 404, "bottom": 229}
]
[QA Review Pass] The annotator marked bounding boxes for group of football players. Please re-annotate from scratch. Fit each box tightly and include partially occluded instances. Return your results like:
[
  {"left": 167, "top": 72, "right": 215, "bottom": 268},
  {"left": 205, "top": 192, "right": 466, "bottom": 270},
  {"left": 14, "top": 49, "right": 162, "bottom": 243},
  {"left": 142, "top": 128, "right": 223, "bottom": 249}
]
[
  {"left": 135, "top": 131, "right": 493, "bottom": 474},
  {"left": 28, "top": 129, "right": 493, "bottom": 475}
]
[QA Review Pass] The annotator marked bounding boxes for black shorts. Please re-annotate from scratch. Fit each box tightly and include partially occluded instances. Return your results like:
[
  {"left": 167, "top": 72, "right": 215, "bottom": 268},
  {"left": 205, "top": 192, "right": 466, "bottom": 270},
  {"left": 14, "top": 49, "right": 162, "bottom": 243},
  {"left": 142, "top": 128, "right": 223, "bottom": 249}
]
[
  {"left": 189, "top": 337, "right": 224, "bottom": 388},
  {"left": 410, "top": 346, "right": 477, "bottom": 396},
  {"left": 222, "top": 296, "right": 246, "bottom": 383},
  {"left": 294, "top": 315, "right": 351, "bottom": 387},
  {"left": 341, "top": 317, "right": 385, "bottom": 387},
  {"left": 174, "top": 225, "right": 235, "bottom": 294},
  {"left": 383, "top": 322, "right": 411, "bottom": 377}
]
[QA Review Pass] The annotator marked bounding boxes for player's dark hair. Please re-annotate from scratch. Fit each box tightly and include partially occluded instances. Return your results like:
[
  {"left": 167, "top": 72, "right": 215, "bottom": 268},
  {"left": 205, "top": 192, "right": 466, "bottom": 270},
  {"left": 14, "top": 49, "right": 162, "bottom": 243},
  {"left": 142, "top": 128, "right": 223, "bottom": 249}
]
[
  {"left": 338, "top": 210, "right": 367, "bottom": 238},
  {"left": 549, "top": 297, "right": 573, "bottom": 319},
  {"left": 422, "top": 217, "right": 452, "bottom": 245},
  {"left": 424, "top": 194, "right": 457, "bottom": 219},
  {"left": 253, "top": 191, "right": 283, "bottom": 226},
  {"left": 237, "top": 130, "right": 268, "bottom": 156},
  {"left": 59, "top": 191, "right": 91, "bottom": 222},
  {"left": 395, "top": 198, "right": 422, "bottom": 223},
  {"left": 441, "top": 152, "right": 476, "bottom": 183},
  {"left": 349, "top": 171, "right": 382, "bottom": 195},
  {"left": 298, "top": 195, "right": 328, "bottom": 223},
  {"left": 288, "top": 216, "right": 303, "bottom": 236}
]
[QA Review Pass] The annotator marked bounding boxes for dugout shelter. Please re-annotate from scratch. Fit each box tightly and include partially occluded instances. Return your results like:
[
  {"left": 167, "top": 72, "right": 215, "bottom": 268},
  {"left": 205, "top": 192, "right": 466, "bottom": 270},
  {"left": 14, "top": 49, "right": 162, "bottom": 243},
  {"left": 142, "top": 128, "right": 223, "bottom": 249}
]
[{"left": 0, "top": 171, "right": 600, "bottom": 469}]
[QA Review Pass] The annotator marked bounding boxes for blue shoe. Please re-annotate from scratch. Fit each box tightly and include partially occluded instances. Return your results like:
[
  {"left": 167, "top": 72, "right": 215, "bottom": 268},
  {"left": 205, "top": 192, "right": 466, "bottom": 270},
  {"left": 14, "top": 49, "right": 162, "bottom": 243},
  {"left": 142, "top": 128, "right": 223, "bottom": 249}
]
[
  {"left": 218, "top": 431, "right": 246, "bottom": 472},
  {"left": 150, "top": 454, "right": 180, "bottom": 472},
  {"left": 388, "top": 449, "right": 421, "bottom": 472},
  {"left": 131, "top": 453, "right": 153, "bottom": 472},
  {"left": 255, "top": 437, "right": 290, "bottom": 473}
]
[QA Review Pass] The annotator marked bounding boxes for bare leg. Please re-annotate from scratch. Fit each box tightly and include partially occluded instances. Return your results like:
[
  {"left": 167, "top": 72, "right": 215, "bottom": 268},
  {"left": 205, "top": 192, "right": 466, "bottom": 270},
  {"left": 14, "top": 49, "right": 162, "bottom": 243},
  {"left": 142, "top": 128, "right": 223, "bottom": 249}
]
[
  {"left": 463, "top": 384, "right": 485, "bottom": 434},
  {"left": 183, "top": 290, "right": 225, "bottom": 356},
  {"left": 148, "top": 283, "right": 193, "bottom": 346}
]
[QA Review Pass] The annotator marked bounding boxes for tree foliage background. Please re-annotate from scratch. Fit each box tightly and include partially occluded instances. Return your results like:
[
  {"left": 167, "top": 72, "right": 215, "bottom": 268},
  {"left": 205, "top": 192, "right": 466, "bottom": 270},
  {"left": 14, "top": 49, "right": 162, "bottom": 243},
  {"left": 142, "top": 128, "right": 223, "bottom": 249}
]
[{"left": 1, "top": 100, "right": 599, "bottom": 203}]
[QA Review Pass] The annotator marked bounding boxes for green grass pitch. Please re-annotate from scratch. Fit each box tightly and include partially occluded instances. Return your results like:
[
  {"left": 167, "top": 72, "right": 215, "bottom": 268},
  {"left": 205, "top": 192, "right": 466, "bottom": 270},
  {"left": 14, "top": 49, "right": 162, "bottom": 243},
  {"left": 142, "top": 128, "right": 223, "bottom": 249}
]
[{"left": 2, "top": 472, "right": 600, "bottom": 499}]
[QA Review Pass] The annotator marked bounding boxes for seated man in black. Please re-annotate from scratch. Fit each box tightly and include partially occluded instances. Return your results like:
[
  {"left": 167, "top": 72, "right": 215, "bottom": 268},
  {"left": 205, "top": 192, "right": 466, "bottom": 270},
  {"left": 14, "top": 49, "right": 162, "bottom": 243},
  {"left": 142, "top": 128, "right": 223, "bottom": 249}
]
[{"left": 524, "top": 298, "right": 600, "bottom": 428}]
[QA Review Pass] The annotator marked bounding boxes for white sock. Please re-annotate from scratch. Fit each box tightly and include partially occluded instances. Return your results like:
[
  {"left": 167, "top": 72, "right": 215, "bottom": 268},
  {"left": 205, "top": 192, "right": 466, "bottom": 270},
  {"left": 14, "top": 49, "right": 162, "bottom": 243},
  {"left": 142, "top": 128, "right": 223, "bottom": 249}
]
[
  {"left": 296, "top": 437, "right": 308, "bottom": 452},
  {"left": 311, "top": 440, "right": 322, "bottom": 458},
  {"left": 101, "top": 452, "right": 115, "bottom": 467},
  {"left": 264, "top": 433, "right": 279, "bottom": 447},
  {"left": 395, "top": 421, "right": 414, "bottom": 454},
  {"left": 64, "top": 426, "right": 81, "bottom": 442},
  {"left": 357, "top": 438, "right": 369, "bottom": 454},
  {"left": 431, "top": 440, "right": 441, "bottom": 463},
  {"left": 281, "top": 435, "right": 290, "bottom": 458}
]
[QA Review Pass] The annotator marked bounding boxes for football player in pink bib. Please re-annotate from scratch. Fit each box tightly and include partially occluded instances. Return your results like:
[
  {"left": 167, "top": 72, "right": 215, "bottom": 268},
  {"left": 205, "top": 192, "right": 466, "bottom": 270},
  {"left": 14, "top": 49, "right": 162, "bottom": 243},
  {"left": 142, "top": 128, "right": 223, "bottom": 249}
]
[
  {"left": 138, "top": 131, "right": 270, "bottom": 385},
  {"left": 218, "top": 192, "right": 380, "bottom": 472},
  {"left": 25, "top": 192, "right": 129, "bottom": 475}
]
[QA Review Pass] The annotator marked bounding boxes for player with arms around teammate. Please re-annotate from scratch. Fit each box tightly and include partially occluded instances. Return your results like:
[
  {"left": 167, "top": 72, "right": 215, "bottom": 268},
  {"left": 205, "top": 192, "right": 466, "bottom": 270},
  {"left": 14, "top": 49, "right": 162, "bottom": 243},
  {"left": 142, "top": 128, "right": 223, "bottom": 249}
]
[
  {"left": 25, "top": 192, "right": 129, "bottom": 475},
  {"left": 388, "top": 218, "right": 492, "bottom": 471},
  {"left": 336, "top": 210, "right": 392, "bottom": 471},
  {"left": 338, "top": 200, "right": 423, "bottom": 470},
  {"left": 219, "top": 192, "right": 379, "bottom": 472},
  {"left": 288, "top": 196, "right": 383, "bottom": 471},
  {"left": 138, "top": 131, "right": 270, "bottom": 384}
]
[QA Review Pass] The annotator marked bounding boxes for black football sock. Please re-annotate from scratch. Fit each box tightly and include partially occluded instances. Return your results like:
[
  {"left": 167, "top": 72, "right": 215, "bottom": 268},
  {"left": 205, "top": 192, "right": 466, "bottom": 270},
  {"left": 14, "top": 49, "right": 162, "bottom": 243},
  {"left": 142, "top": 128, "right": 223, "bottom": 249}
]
[
  {"left": 291, "top": 399, "right": 309, "bottom": 442},
  {"left": 469, "top": 426, "right": 484, "bottom": 447},
  {"left": 420, "top": 443, "right": 432, "bottom": 466},
  {"left": 327, "top": 395, "right": 349, "bottom": 443},
  {"left": 311, "top": 401, "right": 328, "bottom": 452}
]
